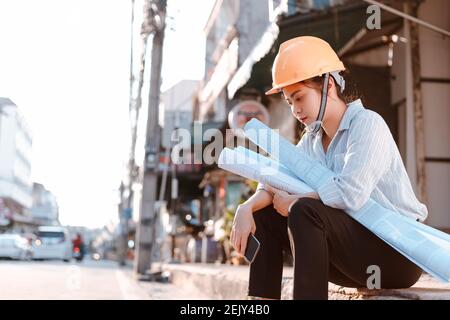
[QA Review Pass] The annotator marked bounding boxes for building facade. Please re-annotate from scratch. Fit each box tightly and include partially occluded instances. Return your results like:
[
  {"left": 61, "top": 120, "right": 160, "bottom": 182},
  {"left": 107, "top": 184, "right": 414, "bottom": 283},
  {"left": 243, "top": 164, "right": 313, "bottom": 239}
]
[
  {"left": 0, "top": 98, "right": 34, "bottom": 232},
  {"left": 31, "top": 182, "right": 60, "bottom": 226}
]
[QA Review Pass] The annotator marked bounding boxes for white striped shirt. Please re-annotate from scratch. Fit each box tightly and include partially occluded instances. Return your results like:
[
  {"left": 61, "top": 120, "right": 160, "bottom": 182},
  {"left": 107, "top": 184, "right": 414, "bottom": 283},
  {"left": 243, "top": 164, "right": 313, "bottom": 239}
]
[{"left": 297, "top": 99, "right": 428, "bottom": 221}]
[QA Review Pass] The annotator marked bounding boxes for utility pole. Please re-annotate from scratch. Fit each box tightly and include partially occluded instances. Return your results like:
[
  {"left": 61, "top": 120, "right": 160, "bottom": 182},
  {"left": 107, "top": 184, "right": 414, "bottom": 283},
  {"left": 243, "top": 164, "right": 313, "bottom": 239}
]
[
  {"left": 134, "top": 0, "right": 167, "bottom": 275},
  {"left": 118, "top": 0, "right": 137, "bottom": 268}
]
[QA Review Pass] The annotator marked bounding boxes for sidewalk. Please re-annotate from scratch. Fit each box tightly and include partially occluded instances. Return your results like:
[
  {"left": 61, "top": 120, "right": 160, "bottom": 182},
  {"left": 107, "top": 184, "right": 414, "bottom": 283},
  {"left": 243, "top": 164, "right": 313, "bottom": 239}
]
[{"left": 162, "top": 263, "right": 450, "bottom": 300}]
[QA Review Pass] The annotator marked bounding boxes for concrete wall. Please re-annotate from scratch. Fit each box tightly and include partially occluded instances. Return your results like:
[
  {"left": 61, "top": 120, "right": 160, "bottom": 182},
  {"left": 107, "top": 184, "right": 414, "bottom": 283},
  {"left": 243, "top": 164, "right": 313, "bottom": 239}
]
[
  {"left": 418, "top": 0, "right": 450, "bottom": 228},
  {"left": 392, "top": 0, "right": 450, "bottom": 228}
]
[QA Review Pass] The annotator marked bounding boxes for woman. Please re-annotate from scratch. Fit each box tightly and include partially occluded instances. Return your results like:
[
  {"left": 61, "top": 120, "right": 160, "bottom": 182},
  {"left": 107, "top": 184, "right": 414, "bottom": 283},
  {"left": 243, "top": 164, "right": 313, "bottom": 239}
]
[{"left": 230, "top": 36, "right": 428, "bottom": 300}]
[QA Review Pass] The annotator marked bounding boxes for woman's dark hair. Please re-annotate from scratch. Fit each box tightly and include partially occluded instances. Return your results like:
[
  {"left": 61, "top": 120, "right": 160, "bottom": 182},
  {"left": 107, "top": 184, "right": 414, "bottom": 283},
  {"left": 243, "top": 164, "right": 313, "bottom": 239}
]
[
  {"left": 295, "top": 73, "right": 360, "bottom": 140},
  {"left": 303, "top": 74, "right": 359, "bottom": 104}
]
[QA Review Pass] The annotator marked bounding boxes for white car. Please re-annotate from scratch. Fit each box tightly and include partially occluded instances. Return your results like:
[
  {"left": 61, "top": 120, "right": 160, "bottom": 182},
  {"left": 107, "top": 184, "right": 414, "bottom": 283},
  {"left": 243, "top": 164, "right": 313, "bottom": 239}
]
[
  {"left": 0, "top": 234, "right": 33, "bottom": 260},
  {"left": 32, "top": 226, "right": 72, "bottom": 262}
]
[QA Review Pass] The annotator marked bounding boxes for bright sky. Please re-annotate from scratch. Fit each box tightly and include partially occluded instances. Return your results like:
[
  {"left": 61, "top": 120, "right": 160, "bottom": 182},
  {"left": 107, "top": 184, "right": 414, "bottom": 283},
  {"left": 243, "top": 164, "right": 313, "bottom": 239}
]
[{"left": 0, "top": 0, "right": 213, "bottom": 228}]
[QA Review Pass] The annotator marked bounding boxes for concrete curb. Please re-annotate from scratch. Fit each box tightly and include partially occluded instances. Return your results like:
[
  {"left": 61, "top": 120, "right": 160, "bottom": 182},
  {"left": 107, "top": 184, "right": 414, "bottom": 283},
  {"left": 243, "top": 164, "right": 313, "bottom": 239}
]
[{"left": 164, "top": 263, "right": 450, "bottom": 300}]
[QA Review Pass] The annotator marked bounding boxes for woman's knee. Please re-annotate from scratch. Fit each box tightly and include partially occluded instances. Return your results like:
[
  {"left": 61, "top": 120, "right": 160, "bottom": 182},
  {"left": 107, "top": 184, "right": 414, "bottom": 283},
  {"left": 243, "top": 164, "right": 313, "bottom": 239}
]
[
  {"left": 252, "top": 205, "right": 277, "bottom": 229},
  {"left": 253, "top": 205, "right": 279, "bottom": 222},
  {"left": 253, "top": 205, "right": 288, "bottom": 238},
  {"left": 290, "top": 197, "right": 322, "bottom": 211},
  {"left": 288, "top": 198, "right": 325, "bottom": 231},
  {"left": 253, "top": 204, "right": 276, "bottom": 216}
]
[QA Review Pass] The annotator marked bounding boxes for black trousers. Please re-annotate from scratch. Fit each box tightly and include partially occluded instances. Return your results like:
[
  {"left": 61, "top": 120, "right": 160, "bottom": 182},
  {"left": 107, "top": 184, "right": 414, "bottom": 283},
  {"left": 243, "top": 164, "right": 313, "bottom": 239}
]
[{"left": 248, "top": 198, "right": 422, "bottom": 300}]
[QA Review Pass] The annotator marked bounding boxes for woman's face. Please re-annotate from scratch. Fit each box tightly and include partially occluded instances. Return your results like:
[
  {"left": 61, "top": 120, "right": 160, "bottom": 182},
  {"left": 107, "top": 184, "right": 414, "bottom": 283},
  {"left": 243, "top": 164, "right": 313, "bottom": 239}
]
[{"left": 282, "top": 82, "right": 321, "bottom": 125}]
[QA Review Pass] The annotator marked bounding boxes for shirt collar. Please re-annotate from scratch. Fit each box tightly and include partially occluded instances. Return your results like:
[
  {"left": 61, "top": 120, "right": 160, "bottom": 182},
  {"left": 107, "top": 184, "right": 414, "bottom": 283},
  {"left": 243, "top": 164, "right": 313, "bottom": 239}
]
[
  {"left": 337, "top": 98, "right": 364, "bottom": 132},
  {"left": 309, "top": 99, "right": 364, "bottom": 136}
]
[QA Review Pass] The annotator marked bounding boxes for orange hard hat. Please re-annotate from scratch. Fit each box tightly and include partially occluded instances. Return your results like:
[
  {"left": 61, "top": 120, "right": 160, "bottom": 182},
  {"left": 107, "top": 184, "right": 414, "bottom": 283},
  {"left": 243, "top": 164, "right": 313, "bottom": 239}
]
[{"left": 266, "top": 36, "right": 345, "bottom": 95}]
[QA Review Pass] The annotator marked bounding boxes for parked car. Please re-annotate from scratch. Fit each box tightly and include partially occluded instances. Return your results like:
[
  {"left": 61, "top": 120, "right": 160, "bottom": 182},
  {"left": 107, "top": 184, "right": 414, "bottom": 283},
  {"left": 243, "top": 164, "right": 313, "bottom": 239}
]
[
  {"left": 32, "top": 226, "right": 72, "bottom": 262},
  {"left": 0, "top": 234, "right": 33, "bottom": 260}
]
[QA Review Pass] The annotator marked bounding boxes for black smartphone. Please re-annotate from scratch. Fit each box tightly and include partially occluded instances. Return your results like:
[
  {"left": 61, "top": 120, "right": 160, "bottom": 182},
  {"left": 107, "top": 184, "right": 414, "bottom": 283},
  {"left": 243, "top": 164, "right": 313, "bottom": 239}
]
[{"left": 244, "top": 233, "right": 260, "bottom": 264}]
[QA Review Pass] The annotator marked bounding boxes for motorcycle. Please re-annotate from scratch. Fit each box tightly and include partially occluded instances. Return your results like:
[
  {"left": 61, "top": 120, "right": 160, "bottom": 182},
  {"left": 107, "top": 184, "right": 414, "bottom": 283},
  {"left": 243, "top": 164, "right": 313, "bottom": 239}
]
[{"left": 73, "top": 245, "right": 84, "bottom": 262}]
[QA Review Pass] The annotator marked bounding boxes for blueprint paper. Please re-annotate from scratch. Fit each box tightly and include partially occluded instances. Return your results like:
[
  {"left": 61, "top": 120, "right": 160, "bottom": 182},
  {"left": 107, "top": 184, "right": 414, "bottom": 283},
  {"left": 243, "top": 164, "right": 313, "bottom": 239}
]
[{"left": 218, "top": 147, "right": 313, "bottom": 195}]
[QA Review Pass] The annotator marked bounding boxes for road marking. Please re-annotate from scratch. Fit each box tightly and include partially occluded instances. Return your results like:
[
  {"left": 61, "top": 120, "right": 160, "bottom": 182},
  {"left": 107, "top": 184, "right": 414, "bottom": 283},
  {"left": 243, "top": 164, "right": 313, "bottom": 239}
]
[{"left": 65, "top": 265, "right": 82, "bottom": 291}]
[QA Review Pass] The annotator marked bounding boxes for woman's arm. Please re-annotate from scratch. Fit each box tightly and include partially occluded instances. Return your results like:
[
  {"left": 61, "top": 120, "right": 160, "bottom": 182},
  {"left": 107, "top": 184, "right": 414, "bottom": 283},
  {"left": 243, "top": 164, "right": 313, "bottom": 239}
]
[
  {"left": 230, "top": 189, "right": 273, "bottom": 256},
  {"left": 242, "top": 188, "right": 274, "bottom": 212},
  {"left": 264, "top": 185, "right": 320, "bottom": 216}
]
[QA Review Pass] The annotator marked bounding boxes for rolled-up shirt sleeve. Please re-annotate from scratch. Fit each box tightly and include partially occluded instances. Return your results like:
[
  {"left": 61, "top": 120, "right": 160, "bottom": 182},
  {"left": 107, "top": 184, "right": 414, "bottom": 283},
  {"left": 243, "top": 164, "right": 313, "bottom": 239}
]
[
  {"left": 317, "top": 114, "right": 393, "bottom": 212},
  {"left": 256, "top": 182, "right": 268, "bottom": 192}
]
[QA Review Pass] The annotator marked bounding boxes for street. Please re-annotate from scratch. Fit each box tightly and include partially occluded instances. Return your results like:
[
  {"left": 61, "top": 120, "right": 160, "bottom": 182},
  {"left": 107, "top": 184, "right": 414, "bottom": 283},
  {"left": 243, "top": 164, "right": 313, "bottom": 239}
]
[{"left": 0, "top": 259, "right": 208, "bottom": 300}]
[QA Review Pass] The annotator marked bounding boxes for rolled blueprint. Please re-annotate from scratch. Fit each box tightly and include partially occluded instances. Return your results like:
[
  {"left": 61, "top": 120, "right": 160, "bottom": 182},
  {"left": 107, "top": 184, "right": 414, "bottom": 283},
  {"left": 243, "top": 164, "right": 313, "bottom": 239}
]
[{"left": 218, "top": 147, "right": 313, "bottom": 195}]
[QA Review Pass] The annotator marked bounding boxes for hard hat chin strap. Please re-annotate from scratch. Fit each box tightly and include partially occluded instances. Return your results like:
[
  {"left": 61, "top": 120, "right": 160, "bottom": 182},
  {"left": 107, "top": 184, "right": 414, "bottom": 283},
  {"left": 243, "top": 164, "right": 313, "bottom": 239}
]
[
  {"left": 307, "top": 72, "right": 330, "bottom": 134},
  {"left": 304, "top": 71, "right": 345, "bottom": 134}
]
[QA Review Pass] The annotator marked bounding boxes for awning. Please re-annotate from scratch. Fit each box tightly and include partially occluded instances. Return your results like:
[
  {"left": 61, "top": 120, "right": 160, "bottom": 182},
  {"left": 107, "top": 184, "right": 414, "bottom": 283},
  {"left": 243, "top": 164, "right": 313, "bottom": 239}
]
[
  {"left": 227, "top": 22, "right": 280, "bottom": 99},
  {"left": 227, "top": 2, "right": 388, "bottom": 97},
  {"left": 198, "top": 36, "right": 239, "bottom": 121}
]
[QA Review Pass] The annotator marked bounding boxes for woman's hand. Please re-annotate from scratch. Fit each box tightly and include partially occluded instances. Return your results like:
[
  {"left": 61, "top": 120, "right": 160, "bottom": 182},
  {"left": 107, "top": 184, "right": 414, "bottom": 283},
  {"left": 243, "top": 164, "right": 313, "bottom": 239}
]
[
  {"left": 265, "top": 185, "right": 320, "bottom": 217},
  {"left": 230, "top": 203, "right": 256, "bottom": 256}
]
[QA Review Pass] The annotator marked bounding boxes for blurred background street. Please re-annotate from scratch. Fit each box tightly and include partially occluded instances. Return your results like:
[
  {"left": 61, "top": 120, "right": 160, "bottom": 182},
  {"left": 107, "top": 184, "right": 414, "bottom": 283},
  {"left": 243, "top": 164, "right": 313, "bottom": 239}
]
[
  {"left": 0, "top": 0, "right": 448, "bottom": 299},
  {"left": 0, "top": 258, "right": 210, "bottom": 300}
]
